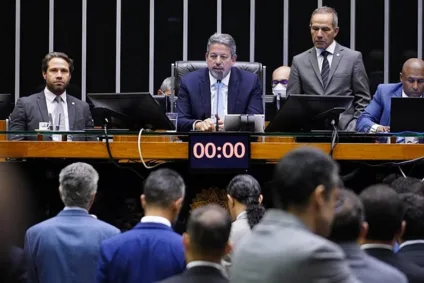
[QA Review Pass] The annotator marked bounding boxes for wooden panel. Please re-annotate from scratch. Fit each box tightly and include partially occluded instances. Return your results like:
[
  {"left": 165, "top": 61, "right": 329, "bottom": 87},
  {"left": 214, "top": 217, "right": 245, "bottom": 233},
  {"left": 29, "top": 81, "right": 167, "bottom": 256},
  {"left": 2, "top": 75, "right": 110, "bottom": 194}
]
[
  {"left": 0, "top": 141, "right": 423, "bottom": 160},
  {"left": 0, "top": 120, "right": 6, "bottom": 141}
]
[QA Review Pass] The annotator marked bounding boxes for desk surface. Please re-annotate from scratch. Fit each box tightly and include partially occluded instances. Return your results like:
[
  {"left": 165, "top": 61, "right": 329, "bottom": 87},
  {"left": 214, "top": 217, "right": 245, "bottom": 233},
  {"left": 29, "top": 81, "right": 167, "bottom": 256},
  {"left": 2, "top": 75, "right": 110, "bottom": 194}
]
[{"left": 0, "top": 140, "right": 423, "bottom": 160}]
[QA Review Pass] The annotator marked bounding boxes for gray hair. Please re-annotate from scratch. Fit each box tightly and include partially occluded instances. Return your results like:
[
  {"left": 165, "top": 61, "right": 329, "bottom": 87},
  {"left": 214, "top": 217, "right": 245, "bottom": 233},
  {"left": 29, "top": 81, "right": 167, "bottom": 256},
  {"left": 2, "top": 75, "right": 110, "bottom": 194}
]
[
  {"left": 59, "top": 162, "right": 99, "bottom": 209},
  {"left": 310, "top": 6, "right": 338, "bottom": 28},
  {"left": 160, "top": 77, "right": 172, "bottom": 92},
  {"left": 206, "top": 33, "right": 237, "bottom": 57}
]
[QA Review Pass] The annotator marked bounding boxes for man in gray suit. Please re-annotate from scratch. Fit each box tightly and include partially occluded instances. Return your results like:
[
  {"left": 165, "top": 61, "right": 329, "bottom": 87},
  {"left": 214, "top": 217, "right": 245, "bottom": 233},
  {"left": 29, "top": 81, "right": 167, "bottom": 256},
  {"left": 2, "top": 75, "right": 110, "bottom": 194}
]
[
  {"left": 231, "top": 146, "right": 359, "bottom": 283},
  {"left": 10, "top": 52, "right": 93, "bottom": 140},
  {"left": 329, "top": 189, "right": 407, "bottom": 283},
  {"left": 286, "top": 6, "right": 370, "bottom": 130}
]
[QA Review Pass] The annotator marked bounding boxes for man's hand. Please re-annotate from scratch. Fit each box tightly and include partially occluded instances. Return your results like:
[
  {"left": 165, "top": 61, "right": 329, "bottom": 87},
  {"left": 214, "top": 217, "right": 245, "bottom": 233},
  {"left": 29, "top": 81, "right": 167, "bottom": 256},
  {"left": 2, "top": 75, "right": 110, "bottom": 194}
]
[
  {"left": 376, "top": 126, "right": 390, "bottom": 133},
  {"left": 217, "top": 118, "right": 224, "bottom": 131},
  {"left": 195, "top": 118, "right": 215, "bottom": 131}
]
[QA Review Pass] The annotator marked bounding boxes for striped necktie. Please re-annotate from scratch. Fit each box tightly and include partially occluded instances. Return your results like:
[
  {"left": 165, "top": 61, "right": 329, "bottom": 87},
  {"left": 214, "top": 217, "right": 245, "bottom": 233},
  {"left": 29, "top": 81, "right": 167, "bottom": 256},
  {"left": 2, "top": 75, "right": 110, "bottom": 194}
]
[{"left": 321, "top": 50, "right": 330, "bottom": 88}]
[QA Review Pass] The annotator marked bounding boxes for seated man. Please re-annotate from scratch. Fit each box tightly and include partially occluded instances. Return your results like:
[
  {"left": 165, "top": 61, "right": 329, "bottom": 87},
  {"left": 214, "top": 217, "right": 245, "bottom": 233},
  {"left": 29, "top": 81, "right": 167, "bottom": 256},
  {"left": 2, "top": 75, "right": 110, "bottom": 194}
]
[
  {"left": 176, "top": 33, "right": 263, "bottom": 132},
  {"left": 157, "top": 77, "right": 172, "bottom": 96},
  {"left": 271, "top": 66, "right": 291, "bottom": 110},
  {"left": 356, "top": 58, "right": 424, "bottom": 133},
  {"left": 10, "top": 52, "right": 93, "bottom": 140}
]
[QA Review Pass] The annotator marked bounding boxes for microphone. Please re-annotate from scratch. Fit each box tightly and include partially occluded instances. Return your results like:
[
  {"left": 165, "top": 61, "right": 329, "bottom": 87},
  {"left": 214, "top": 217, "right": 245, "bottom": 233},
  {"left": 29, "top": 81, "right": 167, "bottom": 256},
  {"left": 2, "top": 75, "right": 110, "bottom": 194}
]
[{"left": 215, "top": 72, "right": 223, "bottom": 132}]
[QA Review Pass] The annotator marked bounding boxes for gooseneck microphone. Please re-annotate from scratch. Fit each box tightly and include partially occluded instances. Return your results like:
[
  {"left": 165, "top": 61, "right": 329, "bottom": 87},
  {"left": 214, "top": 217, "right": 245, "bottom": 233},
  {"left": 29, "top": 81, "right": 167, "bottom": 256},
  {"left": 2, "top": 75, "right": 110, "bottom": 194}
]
[{"left": 215, "top": 72, "right": 223, "bottom": 132}]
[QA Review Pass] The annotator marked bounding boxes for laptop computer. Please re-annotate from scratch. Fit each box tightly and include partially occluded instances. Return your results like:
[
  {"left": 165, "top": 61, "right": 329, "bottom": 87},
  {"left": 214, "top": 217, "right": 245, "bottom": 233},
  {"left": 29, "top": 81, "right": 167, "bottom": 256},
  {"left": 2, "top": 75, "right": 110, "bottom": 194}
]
[{"left": 390, "top": 97, "right": 424, "bottom": 132}]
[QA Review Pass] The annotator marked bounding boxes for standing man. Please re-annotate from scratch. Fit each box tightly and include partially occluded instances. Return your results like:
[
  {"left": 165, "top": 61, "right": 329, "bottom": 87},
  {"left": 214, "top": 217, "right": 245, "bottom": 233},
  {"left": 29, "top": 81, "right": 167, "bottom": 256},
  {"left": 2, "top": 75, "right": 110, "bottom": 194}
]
[
  {"left": 286, "top": 7, "right": 370, "bottom": 130},
  {"left": 10, "top": 52, "right": 93, "bottom": 140},
  {"left": 24, "top": 162, "right": 120, "bottom": 283},
  {"left": 176, "top": 33, "right": 263, "bottom": 132}
]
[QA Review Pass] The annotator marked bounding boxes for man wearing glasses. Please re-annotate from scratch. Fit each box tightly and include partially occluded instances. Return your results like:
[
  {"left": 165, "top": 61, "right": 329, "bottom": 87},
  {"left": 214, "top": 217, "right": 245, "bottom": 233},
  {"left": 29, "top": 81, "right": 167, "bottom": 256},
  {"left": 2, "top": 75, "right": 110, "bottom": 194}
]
[
  {"left": 176, "top": 33, "right": 263, "bottom": 132},
  {"left": 272, "top": 66, "right": 291, "bottom": 110},
  {"left": 286, "top": 6, "right": 370, "bottom": 131}
]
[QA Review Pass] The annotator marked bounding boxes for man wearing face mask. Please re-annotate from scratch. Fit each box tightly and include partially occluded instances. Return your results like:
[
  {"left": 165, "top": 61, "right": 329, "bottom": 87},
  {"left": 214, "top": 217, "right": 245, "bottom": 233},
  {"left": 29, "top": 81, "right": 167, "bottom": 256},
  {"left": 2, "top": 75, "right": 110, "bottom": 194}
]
[
  {"left": 271, "top": 66, "right": 291, "bottom": 110},
  {"left": 357, "top": 58, "right": 424, "bottom": 135},
  {"left": 176, "top": 33, "right": 263, "bottom": 132}
]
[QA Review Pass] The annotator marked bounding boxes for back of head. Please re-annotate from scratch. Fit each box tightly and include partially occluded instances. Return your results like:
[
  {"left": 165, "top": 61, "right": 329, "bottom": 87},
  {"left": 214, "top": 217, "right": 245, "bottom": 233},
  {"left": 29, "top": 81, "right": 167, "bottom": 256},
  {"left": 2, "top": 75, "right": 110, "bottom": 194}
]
[
  {"left": 272, "top": 146, "right": 339, "bottom": 210},
  {"left": 143, "top": 168, "right": 185, "bottom": 208},
  {"left": 227, "top": 174, "right": 265, "bottom": 228},
  {"left": 187, "top": 204, "right": 232, "bottom": 258},
  {"left": 359, "top": 184, "right": 404, "bottom": 242},
  {"left": 328, "top": 189, "right": 364, "bottom": 243},
  {"left": 391, "top": 177, "right": 422, "bottom": 195},
  {"left": 399, "top": 193, "right": 424, "bottom": 241},
  {"left": 59, "top": 162, "right": 99, "bottom": 209}
]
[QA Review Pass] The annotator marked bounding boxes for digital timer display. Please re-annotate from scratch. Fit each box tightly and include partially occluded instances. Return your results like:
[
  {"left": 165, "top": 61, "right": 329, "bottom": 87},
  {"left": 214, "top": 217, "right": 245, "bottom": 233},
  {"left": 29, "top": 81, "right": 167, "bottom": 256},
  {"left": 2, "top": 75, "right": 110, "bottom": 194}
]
[{"left": 188, "top": 133, "right": 251, "bottom": 171}]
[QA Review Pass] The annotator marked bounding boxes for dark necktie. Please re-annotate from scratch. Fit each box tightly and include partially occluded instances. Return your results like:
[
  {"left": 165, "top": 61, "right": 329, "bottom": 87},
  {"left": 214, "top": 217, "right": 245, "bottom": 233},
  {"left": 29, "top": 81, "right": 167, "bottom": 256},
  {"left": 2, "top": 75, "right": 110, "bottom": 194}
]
[
  {"left": 321, "top": 50, "right": 330, "bottom": 88},
  {"left": 54, "top": 96, "right": 66, "bottom": 130}
]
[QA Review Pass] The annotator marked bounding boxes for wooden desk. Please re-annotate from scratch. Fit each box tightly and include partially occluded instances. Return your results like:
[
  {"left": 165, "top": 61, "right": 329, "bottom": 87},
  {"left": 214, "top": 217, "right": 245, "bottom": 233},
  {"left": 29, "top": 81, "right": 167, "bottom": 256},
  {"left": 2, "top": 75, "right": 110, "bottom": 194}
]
[{"left": 0, "top": 140, "right": 423, "bottom": 160}]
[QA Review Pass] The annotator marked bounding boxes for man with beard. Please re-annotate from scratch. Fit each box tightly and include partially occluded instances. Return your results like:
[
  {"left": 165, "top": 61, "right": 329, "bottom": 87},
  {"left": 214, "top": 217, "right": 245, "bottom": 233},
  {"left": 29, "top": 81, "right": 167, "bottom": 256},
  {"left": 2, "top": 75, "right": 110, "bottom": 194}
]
[
  {"left": 10, "top": 52, "right": 93, "bottom": 140},
  {"left": 176, "top": 33, "right": 263, "bottom": 132}
]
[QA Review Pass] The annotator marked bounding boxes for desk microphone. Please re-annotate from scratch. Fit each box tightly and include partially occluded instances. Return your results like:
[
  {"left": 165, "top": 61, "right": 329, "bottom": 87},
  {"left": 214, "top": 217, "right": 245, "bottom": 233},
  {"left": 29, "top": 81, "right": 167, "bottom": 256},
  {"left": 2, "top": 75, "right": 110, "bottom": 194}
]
[{"left": 216, "top": 73, "right": 223, "bottom": 132}]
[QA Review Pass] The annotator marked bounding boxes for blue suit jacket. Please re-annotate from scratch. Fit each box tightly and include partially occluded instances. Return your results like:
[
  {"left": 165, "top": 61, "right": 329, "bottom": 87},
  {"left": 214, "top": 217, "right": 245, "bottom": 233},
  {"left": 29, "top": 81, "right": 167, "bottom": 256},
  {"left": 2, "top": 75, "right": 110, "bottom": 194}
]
[
  {"left": 356, "top": 83, "right": 402, "bottom": 132},
  {"left": 24, "top": 209, "right": 120, "bottom": 283},
  {"left": 96, "top": 222, "right": 185, "bottom": 283},
  {"left": 176, "top": 67, "right": 263, "bottom": 131}
]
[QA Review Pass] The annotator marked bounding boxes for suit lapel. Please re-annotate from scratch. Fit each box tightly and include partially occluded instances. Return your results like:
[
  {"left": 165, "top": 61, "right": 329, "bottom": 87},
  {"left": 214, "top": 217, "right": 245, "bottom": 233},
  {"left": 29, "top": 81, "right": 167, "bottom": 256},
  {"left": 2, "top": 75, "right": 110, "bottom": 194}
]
[
  {"left": 199, "top": 69, "right": 212, "bottom": 118},
  {"left": 228, "top": 67, "right": 240, "bottom": 113},
  {"left": 308, "top": 48, "right": 324, "bottom": 91},
  {"left": 67, "top": 95, "right": 76, "bottom": 130},
  {"left": 326, "top": 43, "right": 344, "bottom": 88},
  {"left": 36, "top": 91, "right": 49, "bottom": 122}
]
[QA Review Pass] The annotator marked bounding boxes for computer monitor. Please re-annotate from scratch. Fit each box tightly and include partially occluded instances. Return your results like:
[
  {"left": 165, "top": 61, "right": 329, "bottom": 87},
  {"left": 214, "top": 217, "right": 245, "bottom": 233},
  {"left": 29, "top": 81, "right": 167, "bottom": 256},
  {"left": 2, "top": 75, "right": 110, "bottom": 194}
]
[
  {"left": 151, "top": 95, "right": 178, "bottom": 113},
  {"left": 224, "top": 114, "right": 265, "bottom": 132},
  {"left": 87, "top": 92, "right": 175, "bottom": 131},
  {"left": 265, "top": 94, "right": 353, "bottom": 132},
  {"left": 0, "top": 94, "right": 14, "bottom": 120},
  {"left": 390, "top": 97, "right": 424, "bottom": 132}
]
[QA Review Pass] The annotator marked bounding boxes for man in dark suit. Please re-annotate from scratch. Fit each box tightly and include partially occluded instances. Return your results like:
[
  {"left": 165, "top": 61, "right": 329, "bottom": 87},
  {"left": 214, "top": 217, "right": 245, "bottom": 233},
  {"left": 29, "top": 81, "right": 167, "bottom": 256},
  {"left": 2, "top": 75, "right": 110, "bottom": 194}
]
[
  {"left": 158, "top": 204, "right": 231, "bottom": 283},
  {"left": 329, "top": 188, "right": 407, "bottom": 283},
  {"left": 397, "top": 193, "right": 424, "bottom": 267},
  {"left": 10, "top": 52, "right": 93, "bottom": 140},
  {"left": 231, "top": 147, "right": 358, "bottom": 283},
  {"left": 96, "top": 168, "right": 186, "bottom": 283},
  {"left": 357, "top": 58, "right": 424, "bottom": 133},
  {"left": 176, "top": 33, "right": 263, "bottom": 132},
  {"left": 286, "top": 6, "right": 370, "bottom": 130},
  {"left": 360, "top": 184, "right": 424, "bottom": 283},
  {"left": 24, "top": 162, "right": 120, "bottom": 283}
]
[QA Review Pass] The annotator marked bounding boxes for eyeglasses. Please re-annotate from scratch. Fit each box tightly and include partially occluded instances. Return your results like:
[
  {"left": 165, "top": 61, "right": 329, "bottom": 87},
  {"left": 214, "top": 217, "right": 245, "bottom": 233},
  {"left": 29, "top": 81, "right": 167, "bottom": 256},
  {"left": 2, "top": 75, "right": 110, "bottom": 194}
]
[{"left": 272, "top": 79, "right": 288, "bottom": 86}]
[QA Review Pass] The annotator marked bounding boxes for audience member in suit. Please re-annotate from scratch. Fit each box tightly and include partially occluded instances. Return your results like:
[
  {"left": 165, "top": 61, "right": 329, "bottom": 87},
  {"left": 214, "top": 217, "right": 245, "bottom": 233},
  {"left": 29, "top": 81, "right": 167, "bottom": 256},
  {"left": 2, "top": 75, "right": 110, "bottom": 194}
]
[
  {"left": 328, "top": 188, "right": 407, "bottom": 283},
  {"left": 231, "top": 147, "right": 358, "bottom": 283},
  {"left": 158, "top": 204, "right": 231, "bottom": 283},
  {"left": 96, "top": 168, "right": 186, "bottom": 283},
  {"left": 286, "top": 6, "right": 370, "bottom": 130},
  {"left": 10, "top": 52, "right": 94, "bottom": 141},
  {"left": 397, "top": 193, "right": 424, "bottom": 267},
  {"left": 360, "top": 184, "right": 424, "bottom": 283},
  {"left": 176, "top": 33, "right": 263, "bottom": 132},
  {"left": 357, "top": 58, "right": 424, "bottom": 134},
  {"left": 24, "top": 162, "right": 120, "bottom": 283}
]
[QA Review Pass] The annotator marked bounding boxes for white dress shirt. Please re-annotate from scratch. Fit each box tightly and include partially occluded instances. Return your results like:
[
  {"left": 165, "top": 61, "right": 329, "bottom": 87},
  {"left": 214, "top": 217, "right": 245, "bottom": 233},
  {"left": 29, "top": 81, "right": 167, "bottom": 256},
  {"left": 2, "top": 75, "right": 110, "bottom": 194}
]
[
  {"left": 140, "top": 215, "right": 171, "bottom": 227},
  {"left": 398, "top": 239, "right": 424, "bottom": 250},
  {"left": 360, "top": 243, "right": 393, "bottom": 251},
  {"left": 315, "top": 40, "right": 337, "bottom": 72},
  {"left": 186, "top": 260, "right": 226, "bottom": 275},
  {"left": 44, "top": 88, "right": 69, "bottom": 141}
]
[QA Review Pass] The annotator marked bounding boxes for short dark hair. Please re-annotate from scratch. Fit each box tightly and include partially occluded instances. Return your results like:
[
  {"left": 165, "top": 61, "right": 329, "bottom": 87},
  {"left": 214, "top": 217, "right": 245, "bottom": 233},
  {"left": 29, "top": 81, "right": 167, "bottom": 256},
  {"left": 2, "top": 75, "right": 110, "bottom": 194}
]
[
  {"left": 187, "top": 204, "right": 232, "bottom": 257},
  {"left": 391, "top": 177, "right": 424, "bottom": 196},
  {"left": 399, "top": 193, "right": 424, "bottom": 241},
  {"left": 359, "top": 184, "right": 404, "bottom": 241},
  {"left": 41, "top": 52, "right": 74, "bottom": 73},
  {"left": 143, "top": 168, "right": 185, "bottom": 208},
  {"left": 329, "top": 189, "right": 364, "bottom": 242},
  {"left": 271, "top": 146, "right": 340, "bottom": 209},
  {"left": 227, "top": 174, "right": 265, "bottom": 228}
]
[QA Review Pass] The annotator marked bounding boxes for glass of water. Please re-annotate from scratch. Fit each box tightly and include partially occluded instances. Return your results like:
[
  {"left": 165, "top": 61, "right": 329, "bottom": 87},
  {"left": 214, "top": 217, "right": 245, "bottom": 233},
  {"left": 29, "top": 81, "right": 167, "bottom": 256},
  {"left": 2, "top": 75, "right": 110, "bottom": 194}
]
[{"left": 166, "top": 112, "right": 178, "bottom": 132}]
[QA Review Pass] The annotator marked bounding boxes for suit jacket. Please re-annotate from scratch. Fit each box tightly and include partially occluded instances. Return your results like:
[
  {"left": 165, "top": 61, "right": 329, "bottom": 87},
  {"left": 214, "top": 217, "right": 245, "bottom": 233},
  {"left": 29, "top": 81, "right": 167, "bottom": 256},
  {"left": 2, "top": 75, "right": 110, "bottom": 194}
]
[
  {"left": 365, "top": 247, "right": 424, "bottom": 283},
  {"left": 230, "top": 209, "right": 358, "bottom": 283},
  {"left": 229, "top": 212, "right": 250, "bottom": 246},
  {"left": 96, "top": 222, "right": 185, "bottom": 283},
  {"left": 24, "top": 209, "right": 120, "bottom": 283},
  {"left": 176, "top": 67, "right": 263, "bottom": 132},
  {"left": 338, "top": 242, "right": 407, "bottom": 283},
  {"left": 397, "top": 243, "right": 424, "bottom": 268},
  {"left": 356, "top": 83, "right": 402, "bottom": 132},
  {"left": 9, "top": 91, "right": 94, "bottom": 140},
  {"left": 157, "top": 266, "right": 228, "bottom": 283},
  {"left": 287, "top": 43, "right": 371, "bottom": 130}
]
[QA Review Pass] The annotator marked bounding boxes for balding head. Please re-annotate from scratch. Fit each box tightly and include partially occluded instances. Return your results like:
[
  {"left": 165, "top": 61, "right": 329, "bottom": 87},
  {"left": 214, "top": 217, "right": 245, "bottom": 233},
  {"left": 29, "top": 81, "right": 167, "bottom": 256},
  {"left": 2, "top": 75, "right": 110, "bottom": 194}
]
[
  {"left": 272, "top": 66, "right": 291, "bottom": 81},
  {"left": 400, "top": 58, "right": 424, "bottom": 97}
]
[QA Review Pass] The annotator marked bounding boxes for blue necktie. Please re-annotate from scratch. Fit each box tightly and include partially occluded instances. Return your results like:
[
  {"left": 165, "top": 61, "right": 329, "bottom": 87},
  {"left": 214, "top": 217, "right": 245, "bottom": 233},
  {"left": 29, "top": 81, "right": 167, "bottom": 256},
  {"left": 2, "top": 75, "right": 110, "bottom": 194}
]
[{"left": 216, "top": 82, "right": 225, "bottom": 120}]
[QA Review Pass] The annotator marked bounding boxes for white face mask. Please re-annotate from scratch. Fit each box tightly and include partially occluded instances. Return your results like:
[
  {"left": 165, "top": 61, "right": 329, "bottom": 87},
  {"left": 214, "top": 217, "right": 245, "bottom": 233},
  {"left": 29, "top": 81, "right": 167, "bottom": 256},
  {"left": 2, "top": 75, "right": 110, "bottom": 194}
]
[{"left": 272, "top": 83, "right": 287, "bottom": 98}]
